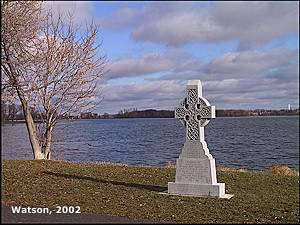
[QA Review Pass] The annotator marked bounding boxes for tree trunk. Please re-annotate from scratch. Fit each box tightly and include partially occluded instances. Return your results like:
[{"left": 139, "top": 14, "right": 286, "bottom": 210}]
[
  {"left": 3, "top": 43, "right": 44, "bottom": 160},
  {"left": 43, "top": 126, "right": 53, "bottom": 160},
  {"left": 16, "top": 88, "right": 44, "bottom": 160}
]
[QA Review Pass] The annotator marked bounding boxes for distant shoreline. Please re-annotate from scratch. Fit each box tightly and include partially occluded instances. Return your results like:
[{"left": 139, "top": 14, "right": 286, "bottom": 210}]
[{"left": 1, "top": 114, "right": 299, "bottom": 124}]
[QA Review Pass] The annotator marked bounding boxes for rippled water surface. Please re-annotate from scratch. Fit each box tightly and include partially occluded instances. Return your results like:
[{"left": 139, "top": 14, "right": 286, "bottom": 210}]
[{"left": 2, "top": 116, "right": 299, "bottom": 171}]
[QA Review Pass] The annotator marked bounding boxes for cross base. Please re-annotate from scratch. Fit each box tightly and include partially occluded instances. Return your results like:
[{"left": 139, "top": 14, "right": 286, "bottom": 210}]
[{"left": 168, "top": 182, "right": 232, "bottom": 198}]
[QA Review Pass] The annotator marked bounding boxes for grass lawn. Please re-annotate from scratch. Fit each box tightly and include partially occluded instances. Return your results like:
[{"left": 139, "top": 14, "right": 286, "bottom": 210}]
[{"left": 1, "top": 160, "right": 299, "bottom": 223}]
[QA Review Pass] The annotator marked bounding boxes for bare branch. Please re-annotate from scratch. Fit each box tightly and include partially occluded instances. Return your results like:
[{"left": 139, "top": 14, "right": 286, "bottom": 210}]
[{"left": 2, "top": 1, "right": 107, "bottom": 159}]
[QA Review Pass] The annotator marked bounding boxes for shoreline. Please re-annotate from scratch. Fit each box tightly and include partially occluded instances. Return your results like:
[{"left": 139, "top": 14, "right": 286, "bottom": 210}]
[
  {"left": 2, "top": 159, "right": 299, "bottom": 175},
  {"left": 1, "top": 114, "right": 299, "bottom": 124}
]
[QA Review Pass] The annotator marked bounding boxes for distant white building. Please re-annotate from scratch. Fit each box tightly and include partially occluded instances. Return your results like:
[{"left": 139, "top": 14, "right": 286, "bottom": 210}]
[{"left": 288, "top": 104, "right": 291, "bottom": 110}]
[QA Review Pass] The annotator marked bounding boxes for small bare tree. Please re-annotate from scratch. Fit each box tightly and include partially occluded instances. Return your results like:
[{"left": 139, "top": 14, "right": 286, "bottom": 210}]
[
  {"left": 2, "top": 1, "right": 45, "bottom": 159},
  {"left": 32, "top": 10, "right": 106, "bottom": 159},
  {"left": 1, "top": 1, "right": 106, "bottom": 160}
]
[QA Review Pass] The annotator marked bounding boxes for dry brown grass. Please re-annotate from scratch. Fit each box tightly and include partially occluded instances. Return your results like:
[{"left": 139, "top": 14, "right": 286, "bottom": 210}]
[
  {"left": 218, "top": 166, "right": 247, "bottom": 172},
  {"left": 269, "top": 165, "right": 299, "bottom": 176},
  {"left": 2, "top": 160, "right": 299, "bottom": 224}
]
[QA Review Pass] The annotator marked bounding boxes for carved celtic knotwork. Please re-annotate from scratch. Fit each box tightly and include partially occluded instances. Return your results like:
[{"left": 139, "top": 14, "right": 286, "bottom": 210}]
[
  {"left": 188, "top": 89, "right": 197, "bottom": 105},
  {"left": 200, "top": 107, "right": 211, "bottom": 117},
  {"left": 175, "top": 80, "right": 215, "bottom": 141},
  {"left": 187, "top": 117, "right": 199, "bottom": 140},
  {"left": 175, "top": 107, "right": 186, "bottom": 118},
  {"left": 198, "top": 98, "right": 207, "bottom": 107}
]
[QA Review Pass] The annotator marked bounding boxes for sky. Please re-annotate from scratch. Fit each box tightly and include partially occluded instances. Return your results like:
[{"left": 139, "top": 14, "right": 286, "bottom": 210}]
[{"left": 45, "top": 1, "right": 299, "bottom": 114}]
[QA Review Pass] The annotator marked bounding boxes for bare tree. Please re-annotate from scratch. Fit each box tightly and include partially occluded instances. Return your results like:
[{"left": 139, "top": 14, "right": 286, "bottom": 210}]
[
  {"left": 1, "top": 1, "right": 106, "bottom": 160},
  {"left": 32, "top": 10, "right": 106, "bottom": 160},
  {"left": 2, "top": 1, "right": 45, "bottom": 159}
]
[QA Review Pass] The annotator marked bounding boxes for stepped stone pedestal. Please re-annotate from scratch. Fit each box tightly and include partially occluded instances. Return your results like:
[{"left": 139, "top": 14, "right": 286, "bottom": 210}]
[{"left": 168, "top": 80, "right": 233, "bottom": 198}]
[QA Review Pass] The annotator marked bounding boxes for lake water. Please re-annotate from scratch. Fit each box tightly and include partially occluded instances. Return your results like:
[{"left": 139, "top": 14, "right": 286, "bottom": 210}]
[{"left": 1, "top": 116, "right": 299, "bottom": 171}]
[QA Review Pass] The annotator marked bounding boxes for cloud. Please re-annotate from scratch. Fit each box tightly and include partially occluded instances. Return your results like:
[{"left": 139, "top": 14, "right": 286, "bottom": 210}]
[
  {"left": 213, "top": 2, "right": 299, "bottom": 49},
  {"left": 149, "top": 48, "right": 298, "bottom": 81},
  {"left": 96, "top": 80, "right": 186, "bottom": 113},
  {"left": 102, "top": 80, "right": 185, "bottom": 102},
  {"left": 42, "top": 1, "right": 94, "bottom": 25},
  {"left": 106, "top": 54, "right": 175, "bottom": 79},
  {"left": 106, "top": 48, "right": 200, "bottom": 80},
  {"left": 98, "top": 76, "right": 298, "bottom": 114},
  {"left": 105, "top": 1, "right": 299, "bottom": 49},
  {"left": 102, "top": 7, "right": 141, "bottom": 30},
  {"left": 98, "top": 47, "right": 299, "bottom": 113},
  {"left": 202, "top": 48, "right": 298, "bottom": 79}
]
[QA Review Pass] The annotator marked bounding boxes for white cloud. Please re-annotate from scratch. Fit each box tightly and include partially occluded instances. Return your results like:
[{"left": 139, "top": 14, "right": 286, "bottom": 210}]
[
  {"left": 106, "top": 48, "right": 199, "bottom": 80},
  {"left": 42, "top": 1, "right": 94, "bottom": 25},
  {"left": 213, "top": 2, "right": 299, "bottom": 49},
  {"left": 102, "top": 80, "right": 184, "bottom": 102},
  {"left": 96, "top": 80, "right": 186, "bottom": 113},
  {"left": 203, "top": 49, "right": 298, "bottom": 78},
  {"left": 105, "top": 1, "right": 299, "bottom": 49},
  {"left": 107, "top": 54, "right": 175, "bottom": 79},
  {"left": 98, "top": 47, "right": 299, "bottom": 113}
]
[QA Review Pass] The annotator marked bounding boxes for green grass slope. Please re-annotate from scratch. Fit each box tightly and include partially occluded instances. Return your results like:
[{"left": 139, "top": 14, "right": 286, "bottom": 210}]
[{"left": 2, "top": 160, "right": 299, "bottom": 223}]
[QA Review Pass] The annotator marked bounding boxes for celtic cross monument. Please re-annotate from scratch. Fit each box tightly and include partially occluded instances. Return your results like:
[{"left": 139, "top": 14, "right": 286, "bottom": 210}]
[{"left": 168, "top": 80, "right": 232, "bottom": 198}]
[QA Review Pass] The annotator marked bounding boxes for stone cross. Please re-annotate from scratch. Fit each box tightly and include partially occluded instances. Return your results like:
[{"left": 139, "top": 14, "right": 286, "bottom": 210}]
[
  {"left": 174, "top": 80, "right": 215, "bottom": 142},
  {"left": 168, "top": 80, "right": 232, "bottom": 198}
]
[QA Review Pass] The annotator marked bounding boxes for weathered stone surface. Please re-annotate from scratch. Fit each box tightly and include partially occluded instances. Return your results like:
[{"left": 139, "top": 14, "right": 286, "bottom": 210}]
[
  {"left": 168, "top": 182, "right": 225, "bottom": 197},
  {"left": 168, "top": 80, "right": 232, "bottom": 198}
]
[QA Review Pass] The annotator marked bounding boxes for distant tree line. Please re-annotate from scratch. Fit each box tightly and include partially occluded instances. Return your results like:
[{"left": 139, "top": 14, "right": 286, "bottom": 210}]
[
  {"left": 216, "top": 109, "right": 299, "bottom": 117},
  {"left": 115, "top": 108, "right": 299, "bottom": 118},
  {"left": 216, "top": 109, "right": 250, "bottom": 117},
  {"left": 2, "top": 103, "right": 299, "bottom": 123},
  {"left": 1, "top": 101, "right": 42, "bottom": 123},
  {"left": 115, "top": 108, "right": 174, "bottom": 118}
]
